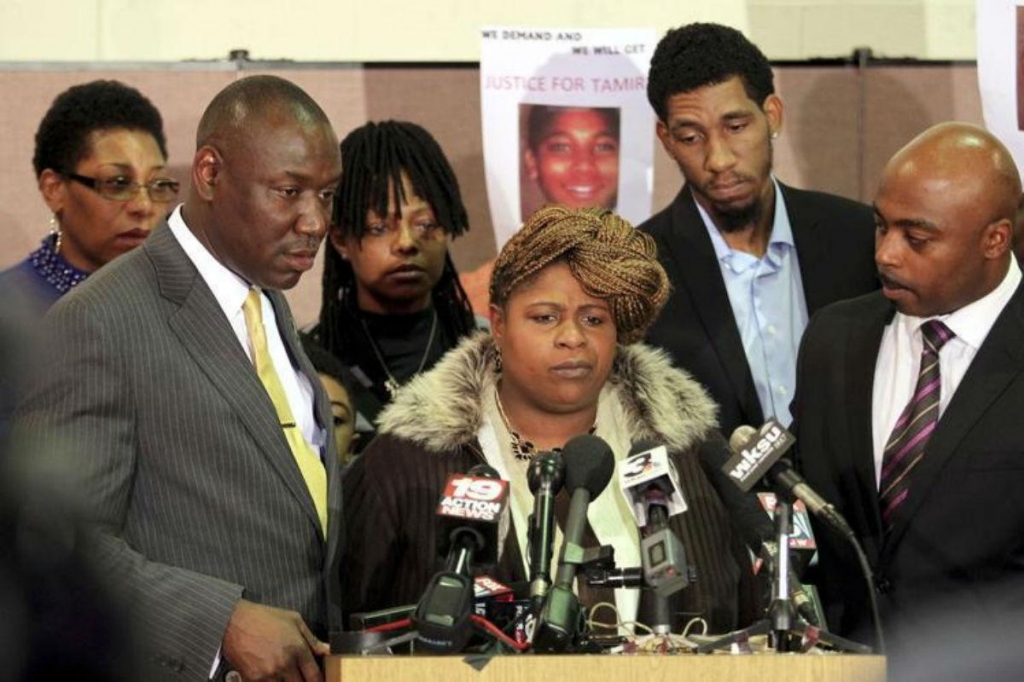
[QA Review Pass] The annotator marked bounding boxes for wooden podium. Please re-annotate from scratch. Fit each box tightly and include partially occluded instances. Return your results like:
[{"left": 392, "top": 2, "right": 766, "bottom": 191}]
[{"left": 327, "top": 653, "right": 885, "bottom": 681}]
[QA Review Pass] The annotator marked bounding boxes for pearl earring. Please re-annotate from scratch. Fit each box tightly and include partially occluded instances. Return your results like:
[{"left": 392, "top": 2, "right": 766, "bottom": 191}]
[{"left": 49, "top": 214, "right": 62, "bottom": 253}]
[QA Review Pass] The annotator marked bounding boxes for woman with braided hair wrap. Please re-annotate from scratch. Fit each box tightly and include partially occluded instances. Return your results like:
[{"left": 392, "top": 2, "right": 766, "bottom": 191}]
[{"left": 340, "top": 206, "right": 767, "bottom": 633}]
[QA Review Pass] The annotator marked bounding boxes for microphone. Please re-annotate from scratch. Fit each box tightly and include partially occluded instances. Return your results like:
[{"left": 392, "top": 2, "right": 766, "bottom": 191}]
[
  {"left": 759, "top": 540, "right": 821, "bottom": 626},
  {"left": 618, "top": 440, "right": 688, "bottom": 526},
  {"left": 584, "top": 566, "right": 644, "bottom": 589},
  {"left": 413, "top": 464, "right": 509, "bottom": 652},
  {"left": 435, "top": 463, "right": 507, "bottom": 573},
  {"left": 533, "top": 434, "right": 615, "bottom": 653},
  {"left": 724, "top": 423, "right": 885, "bottom": 653},
  {"left": 526, "top": 450, "right": 564, "bottom": 608},
  {"left": 473, "top": 576, "right": 532, "bottom": 646},
  {"left": 618, "top": 442, "right": 690, "bottom": 597},
  {"left": 723, "top": 420, "right": 855, "bottom": 540},
  {"left": 552, "top": 435, "right": 615, "bottom": 591},
  {"left": 349, "top": 575, "right": 528, "bottom": 632}
]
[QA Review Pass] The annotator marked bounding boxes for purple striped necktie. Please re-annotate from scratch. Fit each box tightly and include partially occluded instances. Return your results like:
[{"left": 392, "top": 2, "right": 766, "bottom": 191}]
[{"left": 879, "top": 319, "right": 955, "bottom": 530}]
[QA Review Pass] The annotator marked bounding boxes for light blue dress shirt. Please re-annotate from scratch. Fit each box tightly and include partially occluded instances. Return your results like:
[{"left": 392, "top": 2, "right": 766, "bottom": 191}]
[{"left": 695, "top": 179, "right": 808, "bottom": 427}]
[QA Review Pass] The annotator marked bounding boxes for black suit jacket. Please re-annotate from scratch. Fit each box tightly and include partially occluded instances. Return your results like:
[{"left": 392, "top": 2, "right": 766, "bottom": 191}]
[
  {"left": 641, "top": 184, "right": 877, "bottom": 438},
  {"left": 792, "top": 286, "right": 1024, "bottom": 652}
]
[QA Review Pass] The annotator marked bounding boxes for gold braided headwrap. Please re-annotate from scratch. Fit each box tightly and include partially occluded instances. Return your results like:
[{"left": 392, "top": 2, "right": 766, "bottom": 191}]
[{"left": 489, "top": 206, "right": 670, "bottom": 344}]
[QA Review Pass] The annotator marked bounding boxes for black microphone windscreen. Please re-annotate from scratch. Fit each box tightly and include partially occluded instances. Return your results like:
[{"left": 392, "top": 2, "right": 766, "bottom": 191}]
[
  {"left": 527, "top": 450, "right": 564, "bottom": 495},
  {"left": 561, "top": 434, "right": 615, "bottom": 498}
]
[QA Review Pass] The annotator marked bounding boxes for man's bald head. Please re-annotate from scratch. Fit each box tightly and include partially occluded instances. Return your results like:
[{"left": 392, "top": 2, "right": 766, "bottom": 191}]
[
  {"left": 885, "top": 122, "right": 1020, "bottom": 228},
  {"left": 195, "top": 75, "right": 331, "bottom": 150},
  {"left": 875, "top": 122, "right": 1020, "bottom": 316}
]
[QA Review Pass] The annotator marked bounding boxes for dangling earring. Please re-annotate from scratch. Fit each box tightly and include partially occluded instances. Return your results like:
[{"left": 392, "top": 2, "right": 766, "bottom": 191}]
[
  {"left": 494, "top": 348, "right": 503, "bottom": 374},
  {"left": 49, "top": 214, "right": 62, "bottom": 254}
]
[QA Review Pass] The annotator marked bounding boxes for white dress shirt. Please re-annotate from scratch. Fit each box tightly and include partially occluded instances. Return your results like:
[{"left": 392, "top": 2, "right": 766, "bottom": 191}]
[{"left": 871, "top": 259, "right": 1021, "bottom": 485}]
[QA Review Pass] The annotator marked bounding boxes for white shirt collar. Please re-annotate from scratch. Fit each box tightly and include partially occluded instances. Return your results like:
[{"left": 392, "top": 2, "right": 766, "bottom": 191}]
[
  {"left": 892, "top": 257, "right": 1021, "bottom": 350},
  {"left": 167, "top": 205, "right": 252, "bottom": 319}
]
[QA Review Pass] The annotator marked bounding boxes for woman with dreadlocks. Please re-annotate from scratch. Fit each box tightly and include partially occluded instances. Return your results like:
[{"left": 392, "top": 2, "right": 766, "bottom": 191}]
[
  {"left": 340, "top": 206, "right": 771, "bottom": 635},
  {"left": 308, "top": 121, "right": 478, "bottom": 450}
]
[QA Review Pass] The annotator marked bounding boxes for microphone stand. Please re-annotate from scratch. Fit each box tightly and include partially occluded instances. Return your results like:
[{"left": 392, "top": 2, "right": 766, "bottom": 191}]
[
  {"left": 767, "top": 501, "right": 798, "bottom": 651},
  {"left": 583, "top": 541, "right": 691, "bottom": 651},
  {"left": 696, "top": 500, "right": 871, "bottom": 654},
  {"left": 640, "top": 505, "right": 690, "bottom": 636}
]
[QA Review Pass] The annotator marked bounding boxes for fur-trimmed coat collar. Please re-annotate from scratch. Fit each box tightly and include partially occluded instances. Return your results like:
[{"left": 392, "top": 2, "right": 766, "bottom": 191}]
[{"left": 378, "top": 332, "right": 719, "bottom": 454}]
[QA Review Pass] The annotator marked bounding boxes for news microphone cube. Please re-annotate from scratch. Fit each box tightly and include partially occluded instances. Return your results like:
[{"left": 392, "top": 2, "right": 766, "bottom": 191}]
[{"left": 436, "top": 472, "right": 509, "bottom": 568}]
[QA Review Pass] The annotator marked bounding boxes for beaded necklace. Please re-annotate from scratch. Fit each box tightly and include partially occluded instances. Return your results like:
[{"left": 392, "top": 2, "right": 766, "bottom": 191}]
[
  {"left": 493, "top": 390, "right": 596, "bottom": 461},
  {"left": 27, "top": 235, "right": 89, "bottom": 294}
]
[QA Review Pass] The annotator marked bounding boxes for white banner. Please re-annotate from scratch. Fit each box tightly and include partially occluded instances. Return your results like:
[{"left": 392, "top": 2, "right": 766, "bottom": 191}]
[
  {"left": 480, "top": 27, "right": 657, "bottom": 250},
  {"left": 977, "top": 0, "right": 1024, "bottom": 175}
]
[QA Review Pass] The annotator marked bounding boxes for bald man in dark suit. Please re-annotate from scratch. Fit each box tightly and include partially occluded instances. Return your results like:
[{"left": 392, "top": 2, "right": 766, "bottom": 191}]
[{"left": 793, "top": 123, "right": 1024, "bottom": 671}]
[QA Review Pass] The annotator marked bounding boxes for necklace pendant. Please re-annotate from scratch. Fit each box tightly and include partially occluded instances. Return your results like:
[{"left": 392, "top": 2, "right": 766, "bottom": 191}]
[{"left": 384, "top": 377, "right": 400, "bottom": 398}]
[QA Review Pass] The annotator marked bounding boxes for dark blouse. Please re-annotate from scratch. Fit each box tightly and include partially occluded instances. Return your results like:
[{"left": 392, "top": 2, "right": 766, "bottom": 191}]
[
  {"left": 307, "top": 307, "right": 464, "bottom": 452},
  {"left": 0, "top": 236, "right": 89, "bottom": 316}
]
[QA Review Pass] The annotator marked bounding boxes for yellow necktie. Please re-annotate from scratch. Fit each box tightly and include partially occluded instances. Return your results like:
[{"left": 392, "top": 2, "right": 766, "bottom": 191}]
[{"left": 242, "top": 288, "right": 327, "bottom": 536}]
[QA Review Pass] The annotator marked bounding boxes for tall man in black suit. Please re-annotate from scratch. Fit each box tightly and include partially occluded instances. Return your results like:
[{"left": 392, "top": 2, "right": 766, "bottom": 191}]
[
  {"left": 16, "top": 76, "right": 343, "bottom": 681},
  {"left": 793, "top": 122, "right": 1024, "bottom": 669},
  {"left": 641, "top": 23, "right": 878, "bottom": 439}
]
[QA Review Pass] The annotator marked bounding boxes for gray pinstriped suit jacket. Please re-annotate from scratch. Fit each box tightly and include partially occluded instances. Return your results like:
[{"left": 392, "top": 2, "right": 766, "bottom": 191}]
[{"left": 16, "top": 222, "right": 343, "bottom": 680}]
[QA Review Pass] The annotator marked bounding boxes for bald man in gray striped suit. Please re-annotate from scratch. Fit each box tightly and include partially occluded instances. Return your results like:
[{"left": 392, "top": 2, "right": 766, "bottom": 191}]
[{"left": 17, "top": 76, "right": 343, "bottom": 681}]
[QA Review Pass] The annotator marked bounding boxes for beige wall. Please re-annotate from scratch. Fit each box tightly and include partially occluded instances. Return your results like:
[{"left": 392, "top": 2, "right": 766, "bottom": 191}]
[
  {"left": 0, "top": 1, "right": 746, "bottom": 62},
  {"left": 0, "top": 1, "right": 975, "bottom": 62},
  {"left": 750, "top": 0, "right": 976, "bottom": 60}
]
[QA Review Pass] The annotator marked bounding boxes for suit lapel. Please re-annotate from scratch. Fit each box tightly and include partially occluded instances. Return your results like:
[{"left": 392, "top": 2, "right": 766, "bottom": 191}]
[
  {"left": 784, "top": 184, "right": 830, "bottom": 315},
  {"left": 146, "top": 224, "right": 324, "bottom": 535},
  {"left": 883, "top": 283, "right": 1024, "bottom": 554},
  {"left": 843, "top": 294, "right": 893, "bottom": 562},
  {"left": 663, "top": 188, "right": 763, "bottom": 425}
]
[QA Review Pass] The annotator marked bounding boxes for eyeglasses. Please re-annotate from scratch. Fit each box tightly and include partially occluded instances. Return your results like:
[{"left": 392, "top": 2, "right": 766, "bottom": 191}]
[{"left": 62, "top": 171, "right": 180, "bottom": 203}]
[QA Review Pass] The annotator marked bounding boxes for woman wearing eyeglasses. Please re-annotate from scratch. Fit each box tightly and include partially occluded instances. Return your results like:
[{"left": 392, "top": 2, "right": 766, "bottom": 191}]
[{"left": 0, "top": 80, "right": 175, "bottom": 314}]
